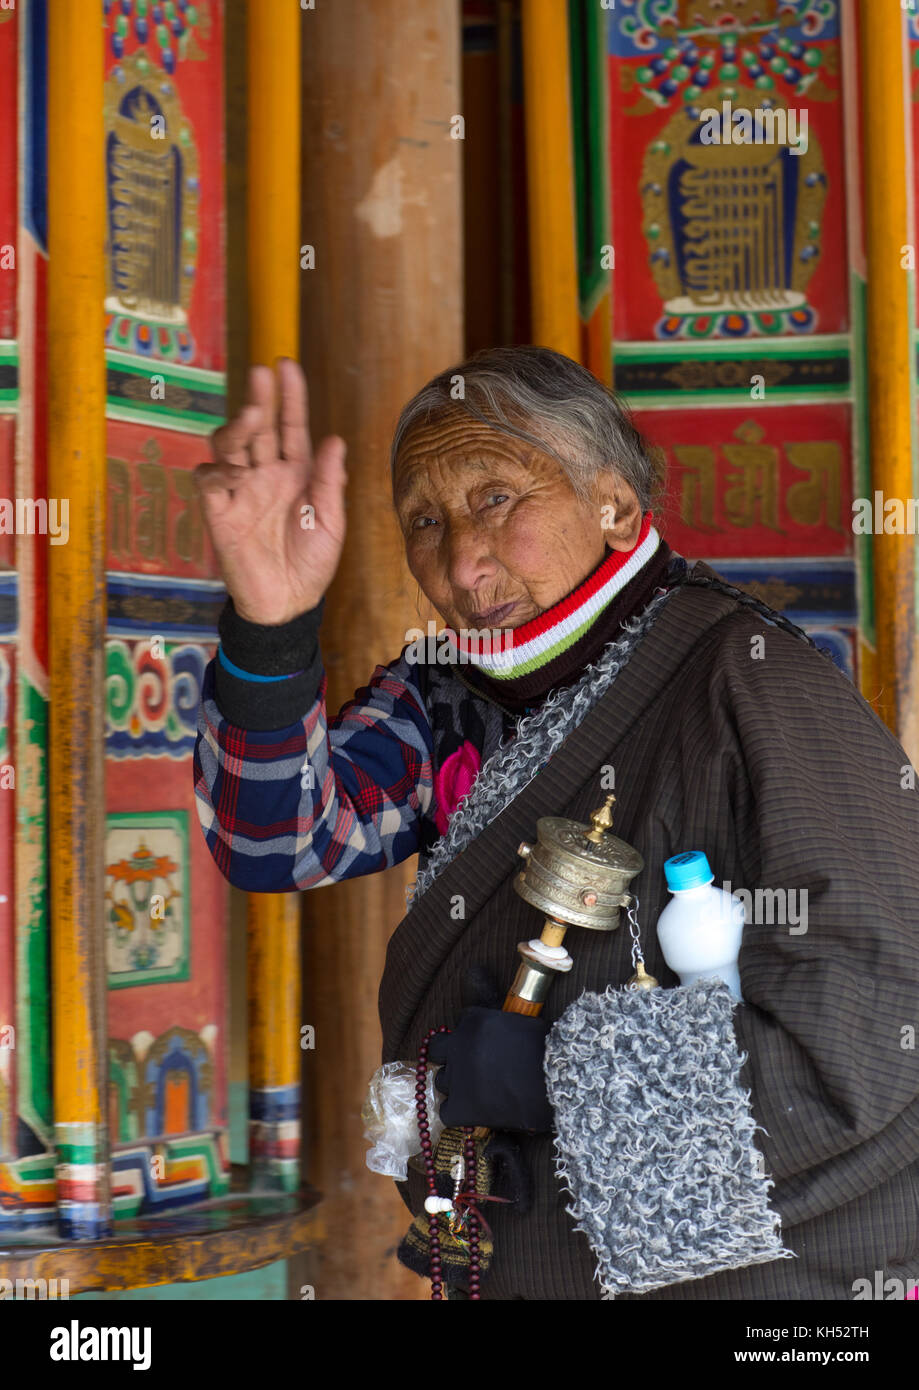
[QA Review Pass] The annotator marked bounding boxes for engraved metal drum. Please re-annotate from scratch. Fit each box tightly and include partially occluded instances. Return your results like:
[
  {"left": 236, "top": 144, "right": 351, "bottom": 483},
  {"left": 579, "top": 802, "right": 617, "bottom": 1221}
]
[{"left": 515, "top": 796, "right": 644, "bottom": 932}]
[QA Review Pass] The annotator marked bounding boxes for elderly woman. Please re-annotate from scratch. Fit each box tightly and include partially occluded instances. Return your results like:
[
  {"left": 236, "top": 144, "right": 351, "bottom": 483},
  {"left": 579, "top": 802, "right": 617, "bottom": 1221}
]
[{"left": 194, "top": 347, "right": 919, "bottom": 1302}]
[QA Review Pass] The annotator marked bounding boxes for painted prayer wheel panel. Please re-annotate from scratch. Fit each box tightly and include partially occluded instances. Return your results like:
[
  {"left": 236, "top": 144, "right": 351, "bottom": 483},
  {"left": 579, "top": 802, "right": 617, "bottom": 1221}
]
[
  {"left": 0, "top": 0, "right": 231, "bottom": 1231},
  {"left": 101, "top": 0, "right": 230, "bottom": 1221},
  {"left": 606, "top": 0, "right": 866, "bottom": 687},
  {"left": 608, "top": 1, "right": 846, "bottom": 341}
]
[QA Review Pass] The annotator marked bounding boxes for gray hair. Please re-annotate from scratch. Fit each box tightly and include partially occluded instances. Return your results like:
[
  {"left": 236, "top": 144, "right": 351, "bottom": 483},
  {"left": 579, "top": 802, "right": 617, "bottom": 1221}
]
[{"left": 390, "top": 344, "right": 661, "bottom": 511}]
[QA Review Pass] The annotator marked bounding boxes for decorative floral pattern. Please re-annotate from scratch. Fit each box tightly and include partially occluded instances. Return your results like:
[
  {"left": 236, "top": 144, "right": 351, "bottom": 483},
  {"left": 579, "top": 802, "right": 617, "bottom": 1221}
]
[{"left": 106, "top": 640, "right": 211, "bottom": 758}]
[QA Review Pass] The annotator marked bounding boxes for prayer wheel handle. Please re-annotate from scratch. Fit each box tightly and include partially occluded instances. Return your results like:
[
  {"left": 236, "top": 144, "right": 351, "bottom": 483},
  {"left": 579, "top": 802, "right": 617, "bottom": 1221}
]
[
  {"left": 501, "top": 913, "right": 572, "bottom": 1016},
  {"left": 471, "top": 797, "right": 645, "bottom": 1138},
  {"left": 503, "top": 794, "right": 643, "bottom": 1015}
]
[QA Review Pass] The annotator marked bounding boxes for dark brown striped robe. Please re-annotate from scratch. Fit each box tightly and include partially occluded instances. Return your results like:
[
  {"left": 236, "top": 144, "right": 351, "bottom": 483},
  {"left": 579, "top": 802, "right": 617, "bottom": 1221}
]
[{"left": 379, "top": 572, "right": 919, "bottom": 1300}]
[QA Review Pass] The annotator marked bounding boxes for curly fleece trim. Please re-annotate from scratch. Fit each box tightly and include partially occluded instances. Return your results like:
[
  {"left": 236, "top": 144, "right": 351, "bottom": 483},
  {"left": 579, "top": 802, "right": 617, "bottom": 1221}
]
[{"left": 544, "top": 979, "right": 794, "bottom": 1296}]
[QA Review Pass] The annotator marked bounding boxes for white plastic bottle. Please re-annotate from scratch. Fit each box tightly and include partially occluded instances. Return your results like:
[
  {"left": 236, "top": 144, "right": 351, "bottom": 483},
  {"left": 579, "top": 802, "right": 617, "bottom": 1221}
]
[{"left": 656, "top": 851, "right": 745, "bottom": 1003}]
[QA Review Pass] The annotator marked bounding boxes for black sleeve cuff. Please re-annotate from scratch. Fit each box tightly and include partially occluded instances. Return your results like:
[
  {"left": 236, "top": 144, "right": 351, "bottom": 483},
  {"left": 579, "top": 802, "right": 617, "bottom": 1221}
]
[
  {"left": 218, "top": 595, "right": 324, "bottom": 675},
  {"left": 214, "top": 596, "right": 325, "bottom": 731}
]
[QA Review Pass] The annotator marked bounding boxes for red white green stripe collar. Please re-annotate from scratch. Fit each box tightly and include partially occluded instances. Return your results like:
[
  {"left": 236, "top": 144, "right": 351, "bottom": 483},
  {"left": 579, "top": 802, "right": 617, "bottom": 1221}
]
[{"left": 445, "top": 514, "right": 660, "bottom": 680}]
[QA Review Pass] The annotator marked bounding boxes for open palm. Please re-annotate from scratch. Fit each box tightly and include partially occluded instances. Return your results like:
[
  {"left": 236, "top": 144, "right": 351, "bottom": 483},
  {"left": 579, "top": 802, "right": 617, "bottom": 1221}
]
[{"left": 195, "top": 359, "right": 347, "bottom": 626}]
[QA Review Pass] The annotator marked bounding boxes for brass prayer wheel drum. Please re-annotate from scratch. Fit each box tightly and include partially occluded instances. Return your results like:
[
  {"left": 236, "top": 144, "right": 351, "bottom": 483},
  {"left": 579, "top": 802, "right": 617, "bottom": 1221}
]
[
  {"left": 502, "top": 795, "right": 646, "bottom": 1017},
  {"left": 515, "top": 794, "right": 644, "bottom": 932}
]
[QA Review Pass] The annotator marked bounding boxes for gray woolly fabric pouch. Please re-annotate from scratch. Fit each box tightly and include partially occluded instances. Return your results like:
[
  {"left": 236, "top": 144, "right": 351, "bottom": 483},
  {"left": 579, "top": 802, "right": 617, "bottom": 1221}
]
[{"left": 544, "top": 978, "right": 794, "bottom": 1297}]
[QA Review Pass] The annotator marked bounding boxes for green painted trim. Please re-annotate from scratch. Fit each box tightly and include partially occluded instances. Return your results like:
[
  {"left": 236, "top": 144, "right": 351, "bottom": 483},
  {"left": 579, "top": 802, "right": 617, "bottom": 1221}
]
[
  {"left": 569, "top": 0, "right": 610, "bottom": 317},
  {"left": 249, "top": 1159, "right": 300, "bottom": 1196},
  {"left": 104, "top": 351, "right": 226, "bottom": 389},
  {"left": 229, "top": 1078, "right": 247, "bottom": 1167},
  {"left": 56, "top": 1143, "right": 101, "bottom": 1165},
  {"left": 8, "top": 1152, "right": 55, "bottom": 1180},
  {"left": 16, "top": 678, "right": 51, "bottom": 1145},
  {"left": 166, "top": 1132, "right": 231, "bottom": 1193},
  {"left": 620, "top": 387, "right": 851, "bottom": 410},
  {"left": 615, "top": 335, "right": 851, "bottom": 361},
  {"left": 104, "top": 353, "right": 227, "bottom": 435},
  {"left": 112, "top": 1193, "right": 143, "bottom": 1218},
  {"left": 108, "top": 1055, "right": 139, "bottom": 1143},
  {"left": 0, "top": 340, "right": 18, "bottom": 409},
  {"left": 103, "top": 404, "right": 218, "bottom": 437}
]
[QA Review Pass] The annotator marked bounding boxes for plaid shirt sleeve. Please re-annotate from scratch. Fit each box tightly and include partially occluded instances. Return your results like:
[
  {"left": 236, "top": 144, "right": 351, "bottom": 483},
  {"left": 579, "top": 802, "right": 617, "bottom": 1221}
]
[{"left": 194, "top": 652, "right": 436, "bottom": 892}]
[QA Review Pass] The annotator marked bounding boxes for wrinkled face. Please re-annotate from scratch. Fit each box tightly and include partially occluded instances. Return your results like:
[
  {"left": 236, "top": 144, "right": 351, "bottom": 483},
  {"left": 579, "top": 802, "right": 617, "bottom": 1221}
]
[{"left": 393, "top": 412, "right": 644, "bottom": 632}]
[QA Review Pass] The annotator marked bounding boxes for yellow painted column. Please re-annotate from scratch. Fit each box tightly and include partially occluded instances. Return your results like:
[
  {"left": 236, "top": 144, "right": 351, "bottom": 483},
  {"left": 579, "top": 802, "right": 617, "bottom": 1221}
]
[
  {"left": 859, "top": 0, "right": 918, "bottom": 747},
  {"left": 47, "top": 0, "right": 111, "bottom": 1238},
  {"left": 245, "top": 0, "right": 303, "bottom": 1191},
  {"left": 521, "top": 0, "right": 580, "bottom": 360}
]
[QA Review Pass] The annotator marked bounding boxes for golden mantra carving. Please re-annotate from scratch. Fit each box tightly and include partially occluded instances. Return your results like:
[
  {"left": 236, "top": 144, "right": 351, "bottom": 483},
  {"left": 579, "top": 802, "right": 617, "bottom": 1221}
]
[
  {"left": 642, "top": 92, "right": 826, "bottom": 314},
  {"left": 104, "top": 52, "right": 200, "bottom": 322},
  {"left": 674, "top": 421, "right": 843, "bottom": 532}
]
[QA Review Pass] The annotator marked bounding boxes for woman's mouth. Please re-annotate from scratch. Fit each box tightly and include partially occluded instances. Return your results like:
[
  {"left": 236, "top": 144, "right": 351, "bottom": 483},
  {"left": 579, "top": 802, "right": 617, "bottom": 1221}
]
[{"left": 468, "top": 601, "right": 517, "bottom": 626}]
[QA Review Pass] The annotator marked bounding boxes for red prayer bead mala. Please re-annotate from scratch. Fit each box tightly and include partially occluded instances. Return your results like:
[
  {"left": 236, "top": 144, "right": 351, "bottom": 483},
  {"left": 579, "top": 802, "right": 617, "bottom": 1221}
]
[{"left": 416, "top": 1026, "right": 481, "bottom": 1301}]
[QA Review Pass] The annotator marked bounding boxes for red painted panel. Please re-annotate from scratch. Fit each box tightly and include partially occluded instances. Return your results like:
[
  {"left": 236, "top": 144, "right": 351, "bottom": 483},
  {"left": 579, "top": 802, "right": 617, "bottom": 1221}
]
[
  {"left": 640, "top": 401, "right": 853, "bottom": 558},
  {"left": 103, "top": 3, "right": 225, "bottom": 369},
  {"left": 608, "top": 12, "right": 848, "bottom": 341},
  {"left": 106, "top": 419, "right": 218, "bottom": 579},
  {"left": 106, "top": 731, "right": 228, "bottom": 1130}
]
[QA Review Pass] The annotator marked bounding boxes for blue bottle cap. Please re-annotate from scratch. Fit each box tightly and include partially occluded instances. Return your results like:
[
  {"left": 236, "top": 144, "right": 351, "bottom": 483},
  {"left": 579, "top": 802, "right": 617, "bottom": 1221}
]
[{"left": 664, "top": 850, "right": 714, "bottom": 891}]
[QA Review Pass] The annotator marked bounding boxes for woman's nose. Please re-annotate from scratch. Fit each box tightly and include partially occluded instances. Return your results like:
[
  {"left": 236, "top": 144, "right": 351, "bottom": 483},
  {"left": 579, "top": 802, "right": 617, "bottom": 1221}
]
[{"left": 442, "top": 519, "right": 498, "bottom": 594}]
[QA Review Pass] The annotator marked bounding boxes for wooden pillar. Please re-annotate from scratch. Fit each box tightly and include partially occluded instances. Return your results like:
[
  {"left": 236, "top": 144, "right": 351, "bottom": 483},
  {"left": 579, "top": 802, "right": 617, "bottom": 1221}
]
[
  {"left": 299, "top": 0, "right": 462, "bottom": 1300},
  {"left": 245, "top": 0, "right": 302, "bottom": 1192},
  {"left": 521, "top": 0, "right": 580, "bottom": 359},
  {"left": 47, "top": 0, "right": 110, "bottom": 1240},
  {"left": 859, "top": 0, "right": 918, "bottom": 751}
]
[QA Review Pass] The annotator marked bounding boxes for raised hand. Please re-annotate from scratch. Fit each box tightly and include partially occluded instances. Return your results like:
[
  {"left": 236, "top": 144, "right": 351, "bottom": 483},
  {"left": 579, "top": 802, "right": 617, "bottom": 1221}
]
[{"left": 195, "top": 359, "right": 347, "bottom": 626}]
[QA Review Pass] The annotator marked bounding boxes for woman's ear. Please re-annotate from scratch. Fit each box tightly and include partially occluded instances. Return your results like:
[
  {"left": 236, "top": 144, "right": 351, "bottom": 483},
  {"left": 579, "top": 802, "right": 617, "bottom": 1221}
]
[{"left": 597, "top": 476, "right": 643, "bottom": 552}]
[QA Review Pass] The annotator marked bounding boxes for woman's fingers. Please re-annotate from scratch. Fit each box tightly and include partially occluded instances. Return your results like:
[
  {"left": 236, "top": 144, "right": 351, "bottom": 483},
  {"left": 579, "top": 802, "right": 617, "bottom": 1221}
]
[
  {"left": 209, "top": 402, "right": 263, "bottom": 469},
  {"left": 308, "top": 434, "right": 348, "bottom": 539},
  {"left": 246, "top": 362, "right": 276, "bottom": 413},
  {"left": 209, "top": 362, "right": 310, "bottom": 476},
  {"left": 246, "top": 365, "right": 278, "bottom": 470},
  {"left": 277, "top": 358, "right": 310, "bottom": 466},
  {"left": 193, "top": 461, "right": 241, "bottom": 523}
]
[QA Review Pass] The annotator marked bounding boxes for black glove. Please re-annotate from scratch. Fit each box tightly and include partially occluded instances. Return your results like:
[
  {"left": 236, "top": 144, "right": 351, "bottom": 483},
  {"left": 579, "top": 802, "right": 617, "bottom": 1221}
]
[{"left": 427, "top": 1005, "right": 554, "bottom": 1133}]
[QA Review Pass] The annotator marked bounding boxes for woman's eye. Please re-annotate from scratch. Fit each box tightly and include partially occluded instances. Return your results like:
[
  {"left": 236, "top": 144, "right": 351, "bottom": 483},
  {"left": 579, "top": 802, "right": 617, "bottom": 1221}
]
[
  {"left": 484, "top": 493, "right": 509, "bottom": 508},
  {"left": 411, "top": 515, "right": 438, "bottom": 531}
]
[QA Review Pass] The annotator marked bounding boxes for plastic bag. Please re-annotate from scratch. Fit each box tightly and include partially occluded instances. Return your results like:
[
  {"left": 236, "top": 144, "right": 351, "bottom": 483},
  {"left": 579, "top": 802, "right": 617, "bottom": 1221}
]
[{"left": 362, "top": 1061, "right": 444, "bottom": 1181}]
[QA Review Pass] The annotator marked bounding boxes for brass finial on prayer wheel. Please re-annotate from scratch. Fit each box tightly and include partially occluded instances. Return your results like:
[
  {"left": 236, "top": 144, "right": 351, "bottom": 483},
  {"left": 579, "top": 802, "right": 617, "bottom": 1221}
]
[{"left": 584, "top": 793, "right": 616, "bottom": 844}]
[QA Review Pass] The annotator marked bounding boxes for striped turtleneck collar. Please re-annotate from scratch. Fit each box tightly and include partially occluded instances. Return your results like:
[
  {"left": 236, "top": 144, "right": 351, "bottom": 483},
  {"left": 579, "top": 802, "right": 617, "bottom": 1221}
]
[{"left": 444, "top": 513, "right": 661, "bottom": 681}]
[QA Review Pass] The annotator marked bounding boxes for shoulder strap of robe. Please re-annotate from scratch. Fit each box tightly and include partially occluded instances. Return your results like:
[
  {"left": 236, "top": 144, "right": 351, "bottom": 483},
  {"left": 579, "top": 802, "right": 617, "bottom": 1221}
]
[{"left": 379, "top": 566, "right": 746, "bottom": 1060}]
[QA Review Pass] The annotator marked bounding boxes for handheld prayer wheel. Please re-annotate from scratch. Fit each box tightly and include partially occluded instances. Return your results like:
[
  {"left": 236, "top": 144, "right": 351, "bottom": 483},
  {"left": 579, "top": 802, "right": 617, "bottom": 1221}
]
[{"left": 503, "top": 794, "right": 646, "bottom": 1016}]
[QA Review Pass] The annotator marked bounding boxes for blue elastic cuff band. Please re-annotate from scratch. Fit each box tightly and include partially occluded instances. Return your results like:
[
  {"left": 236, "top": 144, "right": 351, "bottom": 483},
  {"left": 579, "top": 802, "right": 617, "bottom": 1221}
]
[{"left": 217, "top": 645, "right": 305, "bottom": 683}]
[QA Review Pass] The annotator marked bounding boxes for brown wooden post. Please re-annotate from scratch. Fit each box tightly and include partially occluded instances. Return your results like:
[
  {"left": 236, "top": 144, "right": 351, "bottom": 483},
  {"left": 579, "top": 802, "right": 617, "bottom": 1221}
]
[{"left": 298, "top": 0, "right": 462, "bottom": 1300}]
